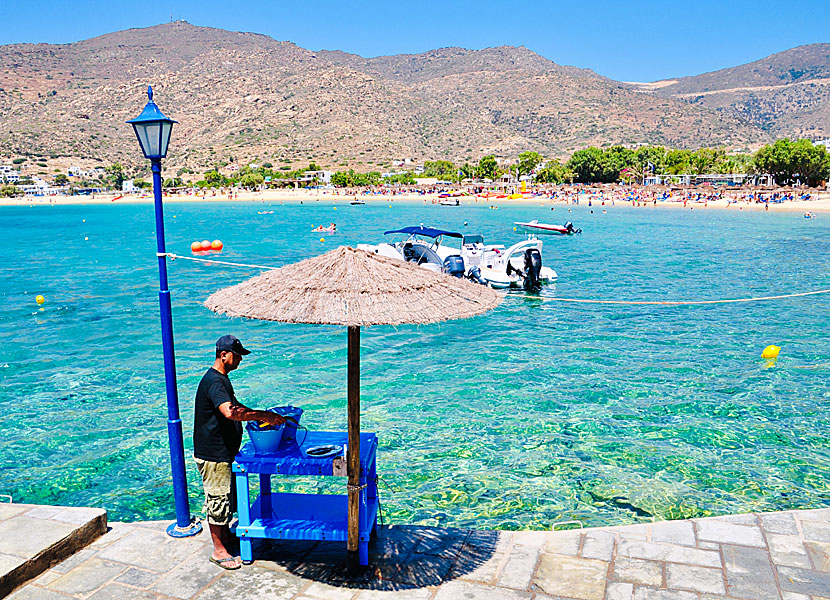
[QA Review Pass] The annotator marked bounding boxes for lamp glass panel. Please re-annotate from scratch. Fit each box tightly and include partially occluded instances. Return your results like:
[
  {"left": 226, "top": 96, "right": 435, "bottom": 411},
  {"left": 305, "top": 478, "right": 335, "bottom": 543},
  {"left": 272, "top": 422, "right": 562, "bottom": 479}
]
[
  {"left": 143, "top": 123, "right": 162, "bottom": 157},
  {"left": 159, "top": 121, "right": 173, "bottom": 158}
]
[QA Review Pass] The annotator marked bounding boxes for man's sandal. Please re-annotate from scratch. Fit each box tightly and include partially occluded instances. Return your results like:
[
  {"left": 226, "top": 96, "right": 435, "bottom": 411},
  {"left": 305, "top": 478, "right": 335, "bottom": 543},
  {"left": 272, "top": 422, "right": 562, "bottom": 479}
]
[{"left": 209, "top": 556, "right": 242, "bottom": 570}]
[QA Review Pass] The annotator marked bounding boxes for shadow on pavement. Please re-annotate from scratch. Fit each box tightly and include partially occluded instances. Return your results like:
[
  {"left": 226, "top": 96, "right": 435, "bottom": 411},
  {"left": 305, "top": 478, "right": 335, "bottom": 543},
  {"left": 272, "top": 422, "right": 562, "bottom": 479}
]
[{"left": 250, "top": 524, "right": 499, "bottom": 591}]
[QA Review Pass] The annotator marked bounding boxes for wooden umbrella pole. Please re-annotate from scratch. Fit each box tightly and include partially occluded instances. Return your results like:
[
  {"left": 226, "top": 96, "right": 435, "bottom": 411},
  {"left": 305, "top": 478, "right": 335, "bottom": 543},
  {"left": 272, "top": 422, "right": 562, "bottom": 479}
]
[{"left": 346, "top": 325, "right": 361, "bottom": 572}]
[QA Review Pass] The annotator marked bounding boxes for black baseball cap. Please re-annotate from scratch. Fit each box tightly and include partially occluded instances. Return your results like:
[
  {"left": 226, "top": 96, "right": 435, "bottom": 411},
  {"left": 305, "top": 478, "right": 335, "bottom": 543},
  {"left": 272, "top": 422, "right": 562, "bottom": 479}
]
[{"left": 216, "top": 335, "right": 251, "bottom": 356}]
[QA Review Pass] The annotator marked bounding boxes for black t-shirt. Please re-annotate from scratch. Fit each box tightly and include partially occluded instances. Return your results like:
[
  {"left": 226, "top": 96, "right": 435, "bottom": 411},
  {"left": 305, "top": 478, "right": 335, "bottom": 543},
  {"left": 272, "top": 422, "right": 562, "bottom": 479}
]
[{"left": 193, "top": 368, "right": 243, "bottom": 463}]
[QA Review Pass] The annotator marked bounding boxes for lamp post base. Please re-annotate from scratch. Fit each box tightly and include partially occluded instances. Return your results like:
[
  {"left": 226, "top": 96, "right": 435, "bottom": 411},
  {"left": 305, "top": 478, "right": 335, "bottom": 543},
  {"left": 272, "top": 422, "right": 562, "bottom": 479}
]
[{"left": 166, "top": 518, "right": 203, "bottom": 538}]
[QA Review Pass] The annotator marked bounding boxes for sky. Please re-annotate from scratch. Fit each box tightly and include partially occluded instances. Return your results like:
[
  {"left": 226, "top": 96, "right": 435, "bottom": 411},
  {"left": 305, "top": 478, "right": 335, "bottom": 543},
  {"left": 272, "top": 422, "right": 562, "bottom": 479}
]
[{"left": 1, "top": 0, "right": 828, "bottom": 82}]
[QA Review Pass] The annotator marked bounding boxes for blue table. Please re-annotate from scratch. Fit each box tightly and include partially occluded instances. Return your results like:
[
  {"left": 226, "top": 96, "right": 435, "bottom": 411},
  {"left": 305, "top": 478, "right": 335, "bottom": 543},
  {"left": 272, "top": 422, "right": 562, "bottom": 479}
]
[{"left": 232, "top": 431, "right": 378, "bottom": 565}]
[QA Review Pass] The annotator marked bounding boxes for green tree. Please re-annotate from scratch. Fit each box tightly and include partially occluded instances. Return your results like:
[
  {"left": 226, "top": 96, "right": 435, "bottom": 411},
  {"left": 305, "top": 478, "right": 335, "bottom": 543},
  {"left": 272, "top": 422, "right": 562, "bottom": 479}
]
[
  {"left": 566, "top": 147, "right": 605, "bottom": 183},
  {"left": 753, "top": 138, "right": 830, "bottom": 186},
  {"left": 54, "top": 174, "right": 69, "bottom": 186},
  {"left": 105, "top": 163, "right": 124, "bottom": 189},
  {"left": 204, "top": 169, "right": 222, "bottom": 186},
  {"left": 239, "top": 173, "right": 265, "bottom": 189},
  {"left": 162, "top": 177, "right": 184, "bottom": 188},
  {"left": 0, "top": 185, "right": 21, "bottom": 197},
  {"left": 133, "top": 178, "right": 151, "bottom": 189},
  {"left": 534, "top": 160, "right": 571, "bottom": 184},
  {"left": 476, "top": 155, "right": 498, "bottom": 180},
  {"left": 517, "top": 151, "right": 543, "bottom": 178},
  {"left": 423, "top": 160, "right": 456, "bottom": 178}
]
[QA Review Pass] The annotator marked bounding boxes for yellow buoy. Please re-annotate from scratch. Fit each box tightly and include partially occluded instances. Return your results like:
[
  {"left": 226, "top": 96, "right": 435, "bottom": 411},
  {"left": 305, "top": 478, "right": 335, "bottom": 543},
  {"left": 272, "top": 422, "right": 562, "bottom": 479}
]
[
  {"left": 36, "top": 295, "right": 45, "bottom": 305},
  {"left": 84, "top": 236, "right": 89, "bottom": 241},
  {"left": 320, "top": 237, "right": 325, "bottom": 242},
  {"left": 761, "top": 345, "right": 780, "bottom": 360}
]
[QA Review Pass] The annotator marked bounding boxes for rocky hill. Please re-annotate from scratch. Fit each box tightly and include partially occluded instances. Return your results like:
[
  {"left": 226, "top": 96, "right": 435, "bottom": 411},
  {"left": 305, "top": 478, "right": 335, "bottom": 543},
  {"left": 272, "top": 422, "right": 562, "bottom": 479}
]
[
  {"left": 0, "top": 22, "right": 793, "bottom": 175},
  {"left": 628, "top": 44, "right": 830, "bottom": 139}
]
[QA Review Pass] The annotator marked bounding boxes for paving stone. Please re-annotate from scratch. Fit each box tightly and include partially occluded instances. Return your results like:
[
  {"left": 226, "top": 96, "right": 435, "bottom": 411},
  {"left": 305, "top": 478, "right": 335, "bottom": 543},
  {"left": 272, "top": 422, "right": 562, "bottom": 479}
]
[
  {"left": 87, "top": 583, "right": 159, "bottom": 600},
  {"left": 805, "top": 541, "right": 830, "bottom": 572},
  {"left": 778, "top": 565, "right": 830, "bottom": 596},
  {"left": 358, "top": 587, "right": 436, "bottom": 599},
  {"left": 533, "top": 553, "right": 608, "bottom": 600},
  {"left": 697, "top": 541, "right": 720, "bottom": 550},
  {"left": 433, "top": 580, "right": 530, "bottom": 599},
  {"left": 696, "top": 519, "right": 765, "bottom": 547},
  {"left": 760, "top": 512, "right": 799, "bottom": 535},
  {"left": 617, "top": 538, "right": 721, "bottom": 567},
  {"left": 33, "top": 569, "right": 62, "bottom": 586},
  {"left": 651, "top": 520, "right": 695, "bottom": 546},
  {"left": 151, "top": 548, "right": 220, "bottom": 599},
  {"left": 544, "top": 530, "right": 581, "bottom": 556},
  {"left": 0, "top": 517, "right": 75, "bottom": 558},
  {"left": 512, "top": 530, "right": 549, "bottom": 549},
  {"left": 710, "top": 513, "right": 758, "bottom": 525},
  {"left": 615, "top": 525, "right": 649, "bottom": 542},
  {"left": 52, "top": 507, "right": 106, "bottom": 526},
  {"left": 90, "top": 523, "right": 137, "bottom": 549},
  {"left": 605, "top": 582, "right": 633, "bottom": 600},
  {"left": 303, "top": 581, "right": 357, "bottom": 600},
  {"left": 800, "top": 520, "right": 830, "bottom": 543},
  {"left": 722, "top": 544, "right": 778, "bottom": 600},
  {"left": 97, "top": 527, "right": 207, "bottom": 570},
  {"left": 780, "top": 592, "right": 810, "bottom": 600},
  {"left": 766, "top": 533, "right": 811, "bottom": 568},
  {"left": 582, "top": 531, "right": 615, "bottom": 561},
  {"left": 665, "top": 563, "right": 725, "bottom": 595},
  {"left": 114, "top": 567, "right": 161, "bottom": 587},
  {"left": 194, "top": 565, "right": 304, "bottom": 600},
  {"left": 47, "top": 558, "right": 126, "bottom": 594},
  {"left": 0, "top": 552, "right": 25, "bottom": 573},
  {"left": 452, "top": 551, "right": 504, "bottom": 584},
  {"left": 632, "top": 588, "right": 696, "bottom": 600},
  {"left": 414, "top": 528, "right": 469, "bottom": 559},
  {"left": 612, "top": 557, "right": 661, "bottom": 586},
  {"left": 0, "top": 504, "right": 28, "bottom": 520},
  {"left": 22, "top": 507, "right": 62, "bottom": 520},
  {"left": 497, "top": 541, "right": 539, "bottom": 589},
  {"left": 794, "top": 508, "right": 830, "bottom": 523},
  {"left": 7, "top": 586, "right": 75, "bottom": 599},
  {"left": 50, "top": 547, "right": 96, "bottom": 573}
]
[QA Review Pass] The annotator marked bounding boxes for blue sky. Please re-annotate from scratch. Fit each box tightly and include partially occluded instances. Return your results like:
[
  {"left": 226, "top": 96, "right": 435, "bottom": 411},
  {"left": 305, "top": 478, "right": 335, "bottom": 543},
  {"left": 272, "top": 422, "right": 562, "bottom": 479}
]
[{"left": 1, "top": 0, "right": 827, "bottom": 82}]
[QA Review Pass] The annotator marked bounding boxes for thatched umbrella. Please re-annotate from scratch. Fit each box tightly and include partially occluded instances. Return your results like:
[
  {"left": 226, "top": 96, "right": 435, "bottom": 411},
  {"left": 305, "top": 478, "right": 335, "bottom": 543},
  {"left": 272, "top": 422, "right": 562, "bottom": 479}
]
[{"left": 205, "top": 246, "right": 501, "bottom": 568}]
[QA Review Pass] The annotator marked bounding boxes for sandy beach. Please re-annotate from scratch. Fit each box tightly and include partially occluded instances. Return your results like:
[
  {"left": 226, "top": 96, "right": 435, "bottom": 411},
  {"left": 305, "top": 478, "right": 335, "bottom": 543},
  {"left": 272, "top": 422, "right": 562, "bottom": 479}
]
[{"left": 3, "top": 187, "right": 830, "bottom": 213}]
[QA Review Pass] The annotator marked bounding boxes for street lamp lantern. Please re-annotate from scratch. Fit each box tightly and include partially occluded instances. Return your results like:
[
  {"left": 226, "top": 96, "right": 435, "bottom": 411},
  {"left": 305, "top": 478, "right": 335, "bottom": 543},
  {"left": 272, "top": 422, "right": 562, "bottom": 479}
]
[
  {"left": 127, "top": 86, "right": 177, "bottom": 159},
  {"left": 127, "top": 86, "right": 201, "bottom": 539}
]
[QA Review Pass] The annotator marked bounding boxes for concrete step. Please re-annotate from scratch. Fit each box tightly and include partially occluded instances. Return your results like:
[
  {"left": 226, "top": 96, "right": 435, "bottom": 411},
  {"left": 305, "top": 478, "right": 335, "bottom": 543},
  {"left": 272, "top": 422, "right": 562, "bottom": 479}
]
[{"left": 0, "top": 503, "right": 107, "bottom": 598}]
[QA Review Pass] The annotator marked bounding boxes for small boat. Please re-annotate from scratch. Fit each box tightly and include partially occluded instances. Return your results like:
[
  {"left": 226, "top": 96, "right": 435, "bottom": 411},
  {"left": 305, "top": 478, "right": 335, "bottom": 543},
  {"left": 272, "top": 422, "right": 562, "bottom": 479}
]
[
  {"left": 350, "top": 199, "right": 366, "bottom": 206},
  {"left": 439, "top": 198, "right": 460, "bottom": 206},
  {"left": 804, "top": 211, "right": 815, "bottom": 219},
  {"left": 312, "top": 224, "right": 337, "bottom": 233},
  {"left": 357, "top": 225, "right": 557, "bottom": 290},
  {"left": 514, "top": 220, "right": 581, "bottom": 235}
]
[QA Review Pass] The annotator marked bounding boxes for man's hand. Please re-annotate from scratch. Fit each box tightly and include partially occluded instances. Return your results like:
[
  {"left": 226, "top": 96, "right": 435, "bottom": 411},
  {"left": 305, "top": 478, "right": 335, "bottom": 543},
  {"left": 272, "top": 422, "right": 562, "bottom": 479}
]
[{"left": 262, "top": 413, "right": 286, "bottom": 427}]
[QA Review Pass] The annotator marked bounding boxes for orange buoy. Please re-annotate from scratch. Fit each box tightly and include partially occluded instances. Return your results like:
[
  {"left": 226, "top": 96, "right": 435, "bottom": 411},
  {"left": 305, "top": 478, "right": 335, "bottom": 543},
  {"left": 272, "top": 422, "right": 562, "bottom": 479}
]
[
  {"left": 211, "top": 239, "right": 223, "bottom": 251},
  {"left": 200, "top": 240, "right": 211, "bottom": 251},
  {"left": 191, "top": 241, "right": 202, "bottom": 253}
]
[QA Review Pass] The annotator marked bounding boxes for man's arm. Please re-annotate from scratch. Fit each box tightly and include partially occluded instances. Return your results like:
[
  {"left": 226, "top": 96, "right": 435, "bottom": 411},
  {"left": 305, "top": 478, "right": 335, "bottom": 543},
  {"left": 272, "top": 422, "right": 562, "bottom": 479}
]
[{"left": 217, "top": 402, "right": 286, "bottom": 426}]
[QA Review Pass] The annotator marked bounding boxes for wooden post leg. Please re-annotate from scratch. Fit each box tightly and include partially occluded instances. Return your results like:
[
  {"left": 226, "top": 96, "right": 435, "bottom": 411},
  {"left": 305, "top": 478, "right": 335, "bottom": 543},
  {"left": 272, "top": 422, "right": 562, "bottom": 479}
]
[
  {"left": 347, "top": 325, "right": 362, "bottom": 573},
  {"left": 235, "top": 471, "right": 253, "bottom": 564}
]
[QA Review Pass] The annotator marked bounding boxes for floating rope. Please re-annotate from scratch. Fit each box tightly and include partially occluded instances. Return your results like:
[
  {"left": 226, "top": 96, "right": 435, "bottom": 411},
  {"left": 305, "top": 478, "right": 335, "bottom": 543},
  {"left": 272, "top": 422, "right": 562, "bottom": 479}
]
[
  {"left": 161, "top": 253, "right": 830, "bottom": 306},
  {"left": 514, "top": 288, "right": 830, "bottom": 306},
  {"left": 160, "top": 253, "right": 277, "bottom": 270}
]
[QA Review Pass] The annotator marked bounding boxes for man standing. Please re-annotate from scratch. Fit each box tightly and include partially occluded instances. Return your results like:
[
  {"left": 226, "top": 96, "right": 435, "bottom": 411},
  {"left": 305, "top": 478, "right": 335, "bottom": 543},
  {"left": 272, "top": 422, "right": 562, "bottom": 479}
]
[{"left": 193, "top": 335, "right": 285, "bottom": 570}]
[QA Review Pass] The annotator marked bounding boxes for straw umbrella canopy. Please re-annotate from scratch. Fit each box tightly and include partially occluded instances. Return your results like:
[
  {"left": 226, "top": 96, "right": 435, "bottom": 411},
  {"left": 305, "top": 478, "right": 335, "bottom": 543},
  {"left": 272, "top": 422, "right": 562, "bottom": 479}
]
[{"left": 205, "top": 246, "right": 501, "bottom": 567}]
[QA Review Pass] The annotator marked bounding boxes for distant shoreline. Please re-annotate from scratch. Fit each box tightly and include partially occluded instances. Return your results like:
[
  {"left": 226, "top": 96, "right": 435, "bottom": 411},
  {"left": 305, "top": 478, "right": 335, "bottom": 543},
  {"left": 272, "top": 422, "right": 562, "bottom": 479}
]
[{"left": 2, "top": 188, "right": 829, "bottom": 213}]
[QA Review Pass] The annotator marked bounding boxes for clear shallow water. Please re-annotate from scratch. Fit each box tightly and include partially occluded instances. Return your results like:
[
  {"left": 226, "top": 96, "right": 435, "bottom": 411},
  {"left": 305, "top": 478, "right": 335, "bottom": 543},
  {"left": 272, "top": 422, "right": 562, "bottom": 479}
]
[{"left": 2, "top": 199, "right": 829, "bottom": 529}]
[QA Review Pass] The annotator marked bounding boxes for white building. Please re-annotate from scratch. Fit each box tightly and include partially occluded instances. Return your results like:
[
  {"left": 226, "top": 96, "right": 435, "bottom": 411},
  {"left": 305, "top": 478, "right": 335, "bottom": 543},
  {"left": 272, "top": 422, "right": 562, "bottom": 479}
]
[
  {"left": 299, "top": 170, "right": 332, "bottom": 184},
  {"left": 122, "top": 179, "right": 137, "bottom": 193},
  {"left": 0, "top": 166, "right": 20, "bottom": 183},
  {"left": 815, "top": 139, "right": 830, "bottom": 151}
]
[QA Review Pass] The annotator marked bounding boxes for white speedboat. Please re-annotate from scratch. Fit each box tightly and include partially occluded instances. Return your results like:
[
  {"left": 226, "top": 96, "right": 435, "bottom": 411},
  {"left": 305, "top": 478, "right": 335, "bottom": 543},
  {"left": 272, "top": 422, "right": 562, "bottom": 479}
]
[
  {"left": 350, "top": 199, "right": 366, "bottom": 205},
  {"left": 357, "top": 225, "right": 557, "bottom": 289},
  {"left": 514, "top": 220, "right": 581, "bottom": 235}
]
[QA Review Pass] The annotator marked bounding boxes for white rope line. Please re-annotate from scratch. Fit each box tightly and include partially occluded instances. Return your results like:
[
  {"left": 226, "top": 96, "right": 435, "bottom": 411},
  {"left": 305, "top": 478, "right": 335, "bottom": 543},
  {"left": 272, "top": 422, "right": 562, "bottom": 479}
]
[
  {"left": 161, "top": 253, "right": 277, "bottom": 270},
  {"left": 160, "top": 252, "right": 830, "bottom": 306},
  {"left": 515, "top": 288, "right": 830, "bottom": 306}
]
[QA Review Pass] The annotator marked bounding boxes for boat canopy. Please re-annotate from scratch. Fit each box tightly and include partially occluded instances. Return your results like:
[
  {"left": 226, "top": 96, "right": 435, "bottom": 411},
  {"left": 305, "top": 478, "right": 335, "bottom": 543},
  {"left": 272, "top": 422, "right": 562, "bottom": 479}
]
[{"left": 384, "top": 226, "right": 462, "bottom": 238}]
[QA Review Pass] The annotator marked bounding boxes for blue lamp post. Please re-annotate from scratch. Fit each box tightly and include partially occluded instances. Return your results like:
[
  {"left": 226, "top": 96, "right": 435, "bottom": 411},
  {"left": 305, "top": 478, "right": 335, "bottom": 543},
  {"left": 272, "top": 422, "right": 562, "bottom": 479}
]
[{"left": 128, "top": 86, "right": 202, "bottom": 538}]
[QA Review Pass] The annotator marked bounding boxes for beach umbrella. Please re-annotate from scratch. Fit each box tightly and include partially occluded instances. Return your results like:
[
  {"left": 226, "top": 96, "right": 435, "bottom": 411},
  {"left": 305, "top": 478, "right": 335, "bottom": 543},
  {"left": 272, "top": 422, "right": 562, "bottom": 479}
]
[{"left": 205, "top": 246, "right": 501, "bottom": 568}]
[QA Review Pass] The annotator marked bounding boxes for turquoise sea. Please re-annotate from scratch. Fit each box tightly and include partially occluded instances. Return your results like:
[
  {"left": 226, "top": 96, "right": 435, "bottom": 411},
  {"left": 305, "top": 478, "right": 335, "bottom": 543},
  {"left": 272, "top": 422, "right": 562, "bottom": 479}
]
[{"left": 2, "top": 199, "right": 829, "bottom": 530}]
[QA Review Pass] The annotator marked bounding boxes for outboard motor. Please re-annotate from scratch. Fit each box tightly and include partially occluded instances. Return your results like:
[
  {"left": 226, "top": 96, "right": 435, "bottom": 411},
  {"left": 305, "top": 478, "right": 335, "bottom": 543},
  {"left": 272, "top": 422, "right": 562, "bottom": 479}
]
[
  {"left": 467, "top": 265, "right": 487, "bottom": 286},
  {"left": 564, "top": 221, "right": 582, "bottom": 234},
  {"left": 442, "top": 255, "right": 465, "bottom": 278},
  {"left": 523, "top": 248, "right": 542, "bottom": 290}
]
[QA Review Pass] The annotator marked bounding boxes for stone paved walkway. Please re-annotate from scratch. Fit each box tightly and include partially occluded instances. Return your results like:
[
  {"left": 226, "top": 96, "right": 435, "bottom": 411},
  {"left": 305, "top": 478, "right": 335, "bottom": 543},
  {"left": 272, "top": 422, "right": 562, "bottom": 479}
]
[{"left": 7, "top": 508, "right": 830, "bottom": 599}]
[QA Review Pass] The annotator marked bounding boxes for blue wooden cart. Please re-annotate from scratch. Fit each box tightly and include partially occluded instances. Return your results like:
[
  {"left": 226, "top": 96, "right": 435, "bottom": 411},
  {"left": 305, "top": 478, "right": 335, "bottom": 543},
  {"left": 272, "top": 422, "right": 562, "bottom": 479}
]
[{"left": 232, "top": 431, "right": 379, "bottom": 565}]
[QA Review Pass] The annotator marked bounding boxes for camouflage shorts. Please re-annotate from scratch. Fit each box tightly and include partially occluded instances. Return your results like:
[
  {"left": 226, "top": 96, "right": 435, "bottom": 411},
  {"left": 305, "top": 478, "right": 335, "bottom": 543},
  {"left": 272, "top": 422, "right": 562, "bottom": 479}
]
[{"left": 195, "top": 458, "right": 237, "bottom": 526}]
